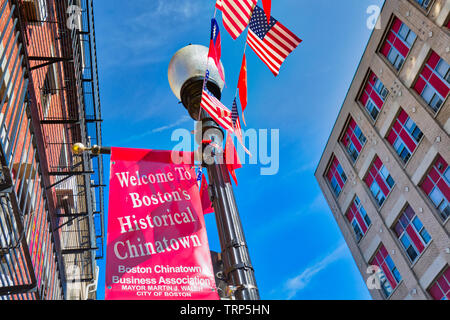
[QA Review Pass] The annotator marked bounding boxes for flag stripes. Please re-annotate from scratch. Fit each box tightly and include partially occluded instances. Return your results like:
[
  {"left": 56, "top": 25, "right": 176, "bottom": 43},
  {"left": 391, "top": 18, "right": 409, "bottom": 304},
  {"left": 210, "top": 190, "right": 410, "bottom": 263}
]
[
  {"left": 200, "top": 89, "right": 234, "bottom": 132},
  {"left": 216, "top": 0, "right": 257, "bottom": 40},
  {"left": 247, "top": 6, "right": 302, "bottom": 76}
]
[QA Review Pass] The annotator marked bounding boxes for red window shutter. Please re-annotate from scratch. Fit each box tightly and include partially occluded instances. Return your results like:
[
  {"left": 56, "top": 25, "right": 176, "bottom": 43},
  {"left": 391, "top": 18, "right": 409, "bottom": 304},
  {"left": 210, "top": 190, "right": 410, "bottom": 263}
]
[
  {"left": 435, "top": 156, "right": 448, "bottom": 174},
  {"left": 355, "top": 210, "right": 368, "bottom": 233},
  {"left": 370, "top": 90, "right": 384, "bottom": 109},
  {"left": 437, "top": 274, "right": 450, "bottom": 295},
  {"left": 374, "top": 251, "right": 383, "bottom": 264},
  {"left": 393, "top": 37, "right": 409, "bottom": 57},
  {"left": 436, "top": 179, "right": 450, "bottom": 202},
  {"left": 429, "top": 167, "right": 440, "bottom": 184},
  {"left": 350, "top": 134, "right": 362, "bottom": 152},
  {"left": 429, "top": 283, "right": 444, "bottom": 300},
  {"left": 429, "top": 73, "right": 450, "bottom": 98},
  {"left": 414, "top": 77, "right": 426, "bottom": 95},
  {"left": 381, "top": 42, "right": 391, "bottom": 57},
  {"left": 374, "top": 156, "right": 383, "bottom": 170},
  {"left": 399, "top": 129, "right": 417, "bottom": 152},
  {"left": 380, "top": 245, "right": 388, "bottom": 258},
  {"left": 368, "top": 72, "right": 376, "bottom": 85},
  {"left": 387, "top": 31, "right": 396, "bottom": 44},
  {"left": 381, "top": 263, "right": 397, "bottom": 289},
  {"left": 375, "top": 174, "right": 390, "bottom": 196},
  {"left": 392, "top": 18, "right": 402, "bottom": 33},
  {"left": 369, "top": 165, "right": 378, "bottom": 178},
  {"left": 349, "top": 119, "right": 356, "bottom": 130},
  {"left": 387, "top": 130, "right": 398, "bottom": 145},
  {"left": 335, "top": 173, "right": 345, "bottom": 188},
  {"left": 327, "top": 170, "right": 333, "bottom": 181},
  {"left": 365, "top": 174, "right": 374, "bottom": 187},
  {"left": 444, "top": 268, "right": 450, "bottom": 281},
  {"left": 427, "top": 51, "right": 441, "bottom": 69},
  {"left": 393, "top": 119, "right": 403, "bottom": 133},
  {"left": 347, "top": 208, "right": 355, "bottom": 222},
  {"left": 397, "top": 109, "right": 408, "bottom": 124},
  {"left": 421, "top": 65, "right": 433, "bottom": 81},
  {"left": 406, "top": 225, "right": 425, "bottom": 253},
  {"left": 360, "top": 92, "right": 369, "bottom": 106},
  {"left": 421, "top": 176, "right": 434, "bottom": 195}
]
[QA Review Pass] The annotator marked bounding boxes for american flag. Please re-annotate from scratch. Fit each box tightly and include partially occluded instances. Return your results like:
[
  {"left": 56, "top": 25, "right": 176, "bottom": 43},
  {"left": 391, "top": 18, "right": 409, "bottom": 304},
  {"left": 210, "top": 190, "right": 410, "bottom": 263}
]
[
  {"left": 216, "top": 0, "right": 257, "bottom": 40},
  {"left": 247, "top": 5, "right": 302, "bottom": 76},
  {"left": 201, "top": 89, "right": 252, "bottom": 156},
  {"left": 200, "top": 88, "right": 235, "bottom": 133}
]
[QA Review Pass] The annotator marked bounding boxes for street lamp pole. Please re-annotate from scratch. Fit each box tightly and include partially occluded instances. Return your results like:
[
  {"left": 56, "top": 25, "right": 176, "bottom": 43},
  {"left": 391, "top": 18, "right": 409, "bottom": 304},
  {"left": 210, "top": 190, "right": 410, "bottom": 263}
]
[{"left": 168, "top": 45, "right": 259, "bottom": 300}]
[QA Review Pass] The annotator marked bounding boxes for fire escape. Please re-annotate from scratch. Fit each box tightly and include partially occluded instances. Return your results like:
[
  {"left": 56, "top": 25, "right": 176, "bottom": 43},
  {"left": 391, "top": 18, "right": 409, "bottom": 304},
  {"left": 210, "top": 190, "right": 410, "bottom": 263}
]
[{"left": 0, "top": 0, "right": 104, "bottom": 299}]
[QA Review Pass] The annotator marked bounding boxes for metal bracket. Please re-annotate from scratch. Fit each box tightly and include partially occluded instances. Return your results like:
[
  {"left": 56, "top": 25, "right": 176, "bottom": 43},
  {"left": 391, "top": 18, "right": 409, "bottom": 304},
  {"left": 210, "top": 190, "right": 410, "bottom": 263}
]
[
  {"left": 224, "top": 262, "right": 254, "bottom": 276},
  {"left": 225, "top": 239, "right": 247, "bottom": 250}
]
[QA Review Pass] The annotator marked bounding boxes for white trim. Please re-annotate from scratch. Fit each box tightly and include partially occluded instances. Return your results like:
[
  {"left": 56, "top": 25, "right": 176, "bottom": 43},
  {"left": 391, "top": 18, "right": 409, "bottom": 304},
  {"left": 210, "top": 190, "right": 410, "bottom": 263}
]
[
  {"left": 363, "top": 234, "right": 381, "bottom": 262},
  {"left": 358, "top": 148, "right": 376, "bottom": 180},
  {"left": 411, "top": 145, "right": 437, "bottom": 185},
  {"left": 386, "top": 195, "right": 407, "bottom": 228},
  {"left": 380, "top": 100, "right": 400, "bottom": 138},
  {"left": 405, "top": 43, "right": 430, "bottom": 88},
  {"left": 436, "top": 0, "right": 450, "bottom": 27},
  {"left": 419, "top": 254, "right": 447, "bottom": 289}
]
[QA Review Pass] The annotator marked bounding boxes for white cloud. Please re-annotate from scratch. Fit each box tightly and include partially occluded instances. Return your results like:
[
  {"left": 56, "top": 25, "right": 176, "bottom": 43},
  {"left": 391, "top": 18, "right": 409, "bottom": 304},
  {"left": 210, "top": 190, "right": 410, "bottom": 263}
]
[
  {"left": 99, "top": 0, "right": 209, "bottom": 68},
  {"left": 118, "top": 115, "right": 191, "bottom": 144},
  {"left": 283, "top": 242, "right": 348, "bottom": 299}
]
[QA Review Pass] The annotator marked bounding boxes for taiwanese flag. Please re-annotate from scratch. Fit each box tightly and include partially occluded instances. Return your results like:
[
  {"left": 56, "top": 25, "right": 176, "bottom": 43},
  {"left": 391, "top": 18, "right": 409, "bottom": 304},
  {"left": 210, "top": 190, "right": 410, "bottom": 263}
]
[
  {"left": 208, "top": 18, "right": 225, "bottom": 83},
  {"left": 224, "top": 131, "right": 242, "bottom": 186},
  {"left": 200, "top": 173, "right": 214, "bottom": 214}
]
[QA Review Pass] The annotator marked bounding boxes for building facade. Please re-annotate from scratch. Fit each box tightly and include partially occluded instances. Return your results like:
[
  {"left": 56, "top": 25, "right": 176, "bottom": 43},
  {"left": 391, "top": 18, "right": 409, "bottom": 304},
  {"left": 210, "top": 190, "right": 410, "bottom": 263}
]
[
  {"left": 0, "top": 0, "right": 104, "bottom": 299},
  {"left": 315, "top": 0, "right": 450, "bottom": 300}
]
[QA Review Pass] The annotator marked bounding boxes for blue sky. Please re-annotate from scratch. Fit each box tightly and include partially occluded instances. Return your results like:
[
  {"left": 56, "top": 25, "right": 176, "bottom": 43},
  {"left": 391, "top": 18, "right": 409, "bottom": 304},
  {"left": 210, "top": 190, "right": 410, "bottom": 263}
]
[{"left": 92, "top": 0, "right": 384, "bottom": 300}]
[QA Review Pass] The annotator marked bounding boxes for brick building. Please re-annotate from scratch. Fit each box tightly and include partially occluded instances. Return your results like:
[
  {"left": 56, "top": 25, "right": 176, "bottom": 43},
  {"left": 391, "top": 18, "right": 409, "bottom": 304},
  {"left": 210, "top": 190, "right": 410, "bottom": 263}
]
[
  {"left": 315, "top": 0, "right": 450, "bottom": 299},
  {"left": 0, "top": 0, "right": 104, "bottom": 299}
]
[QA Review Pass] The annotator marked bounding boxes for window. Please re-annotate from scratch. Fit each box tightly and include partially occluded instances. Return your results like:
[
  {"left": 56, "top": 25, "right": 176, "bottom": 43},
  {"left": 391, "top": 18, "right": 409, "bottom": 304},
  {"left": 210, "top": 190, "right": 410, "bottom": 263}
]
[
  {"left": 326, "top": 155, "right": 347, "bottom": 198},
  {"left": 421, "top": 155, "right": 450, "bottom": 221},
  {"left": 413, "top": 0, "right": 431, "bottom": 10},
  {"left": 387, "top": 108, "right": 423, "bottom": 164},
  {"left": 380, "top": 18, "right": 416, "bottom": 71},
  {"left": 436, "top": 59, "right": 450, "bottom": 83},
  {"left": 365, "top": 156, "right": 395, "bottom": 207},
  {"left": 346, "top": 196, "right": 371, "bottom": 242},
  {"left": 359, "top": 71, "right": 388, "bottom": 121},
  {"left": 393, "top": 205, "right": 431, "bottom": 263},
  {"left": 340, "top": 117, "right": 367, "bottom": 163},
  {"left": 370, "top": 244, "right": 402, "bottom": 298},
  {"left": 370, "top": 182, "right": 386, "bottom": 206},
  {"left": 428, "top": 267, "right": 450, "bottom": 300},
  {"left": 414, "top": 51, "right": 450, "bottom": 112}
]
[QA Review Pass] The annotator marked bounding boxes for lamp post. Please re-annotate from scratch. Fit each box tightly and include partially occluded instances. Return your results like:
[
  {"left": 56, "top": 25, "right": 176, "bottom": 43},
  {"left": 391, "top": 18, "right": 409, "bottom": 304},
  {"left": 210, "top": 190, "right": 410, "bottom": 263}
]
[{"left": 168, "top": 44, "right": 259, "bottom": 300}]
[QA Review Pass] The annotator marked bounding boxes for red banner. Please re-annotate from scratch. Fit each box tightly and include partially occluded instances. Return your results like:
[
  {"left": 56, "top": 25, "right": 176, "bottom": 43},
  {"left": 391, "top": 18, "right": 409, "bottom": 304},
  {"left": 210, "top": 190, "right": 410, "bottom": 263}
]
[{"left": 105, "top": 147, "right": 219, "bottom": 300}]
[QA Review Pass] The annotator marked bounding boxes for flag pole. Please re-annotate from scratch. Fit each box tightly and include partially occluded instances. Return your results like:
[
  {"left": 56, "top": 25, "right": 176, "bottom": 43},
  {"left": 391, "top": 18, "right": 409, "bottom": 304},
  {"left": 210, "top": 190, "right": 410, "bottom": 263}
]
[{"left": 201, "top": 5, "right": 259, "bottom": 299}]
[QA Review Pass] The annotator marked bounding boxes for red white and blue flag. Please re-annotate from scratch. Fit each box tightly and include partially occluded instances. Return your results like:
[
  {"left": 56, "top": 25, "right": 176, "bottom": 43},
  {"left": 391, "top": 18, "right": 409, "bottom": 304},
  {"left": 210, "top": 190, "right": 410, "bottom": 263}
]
[
  {"left": 247, "top": 5, "right": 302, "bottom": 76},
  {"left": 200, "top": 89, "right": 251, "bottom": 156},
  {"left": 200, "top": 88, "right": 235, "bottom": 132},
  {"left": 216, "top": 0, "right": 257, "bottom": 40},
  {"left": 208, "top": 18, "right": 225, "bottom": 82}
]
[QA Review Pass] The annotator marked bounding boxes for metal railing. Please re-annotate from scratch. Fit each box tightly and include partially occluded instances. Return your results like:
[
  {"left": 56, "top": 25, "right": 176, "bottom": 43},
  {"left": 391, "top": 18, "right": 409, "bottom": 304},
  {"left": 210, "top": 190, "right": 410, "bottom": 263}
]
[{"left": 0, "top": 0, "right": 104, "bottom": 299}]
